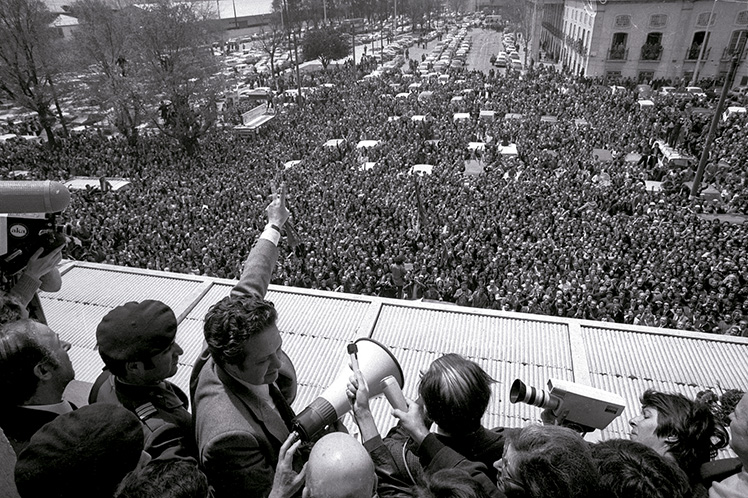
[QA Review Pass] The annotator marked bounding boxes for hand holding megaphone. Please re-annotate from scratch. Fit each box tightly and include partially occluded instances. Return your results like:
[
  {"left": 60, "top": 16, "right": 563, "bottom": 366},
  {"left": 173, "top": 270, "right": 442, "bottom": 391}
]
[
  {"left": 391, "top": 398, "right": 431, "bottom": 446},
  {"left": 292, "top": 338, "right": 404, "bottom": 441}
]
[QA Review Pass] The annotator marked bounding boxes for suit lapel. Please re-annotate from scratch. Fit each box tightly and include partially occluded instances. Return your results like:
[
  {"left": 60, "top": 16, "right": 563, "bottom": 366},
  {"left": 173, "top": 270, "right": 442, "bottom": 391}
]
[{"left": 216, "top": 364, "right": 291, "bottom": 445}]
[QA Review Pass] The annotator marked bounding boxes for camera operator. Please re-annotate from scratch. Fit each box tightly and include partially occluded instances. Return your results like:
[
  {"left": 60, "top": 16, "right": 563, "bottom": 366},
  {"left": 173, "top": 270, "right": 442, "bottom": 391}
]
[{"left": 1, "top": 245, "right": 64, "bottom": 325}]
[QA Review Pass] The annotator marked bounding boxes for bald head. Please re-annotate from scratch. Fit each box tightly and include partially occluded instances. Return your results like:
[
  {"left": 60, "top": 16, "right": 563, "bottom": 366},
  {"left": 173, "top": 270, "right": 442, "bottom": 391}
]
[{"left": 303, "top": 433, "right": 376, "bottom": 498}]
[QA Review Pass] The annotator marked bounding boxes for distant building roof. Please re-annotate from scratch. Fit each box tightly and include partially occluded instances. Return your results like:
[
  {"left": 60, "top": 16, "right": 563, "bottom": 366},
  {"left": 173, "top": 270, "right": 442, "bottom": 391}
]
[
  {"left": 214, "top": 0, "right": 272, "bottom": 19},
  {"left": 51, "top": 13, "right": 78, "bottom": 26}
]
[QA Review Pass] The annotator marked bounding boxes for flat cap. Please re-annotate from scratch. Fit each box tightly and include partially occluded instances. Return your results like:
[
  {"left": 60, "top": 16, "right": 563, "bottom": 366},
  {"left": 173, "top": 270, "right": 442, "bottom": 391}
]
[{"left": 97, "top": 300, "right": 177, "bottom": 361}]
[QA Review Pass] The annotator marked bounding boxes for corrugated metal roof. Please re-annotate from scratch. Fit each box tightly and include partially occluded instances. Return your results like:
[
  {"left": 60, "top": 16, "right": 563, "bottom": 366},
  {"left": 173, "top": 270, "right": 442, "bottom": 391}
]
[{"left": 40, "top": 261, "right": 748, "bottom": 453}]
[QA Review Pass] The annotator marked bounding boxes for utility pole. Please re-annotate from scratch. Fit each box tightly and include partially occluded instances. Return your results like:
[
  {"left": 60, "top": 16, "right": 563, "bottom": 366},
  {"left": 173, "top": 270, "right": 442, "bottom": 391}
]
[
  {"left": 690, "top": 0, "right": 717, "bottom": 86},
  {"left": 690, "top": 49, "right": 743, "bottom": 198}
]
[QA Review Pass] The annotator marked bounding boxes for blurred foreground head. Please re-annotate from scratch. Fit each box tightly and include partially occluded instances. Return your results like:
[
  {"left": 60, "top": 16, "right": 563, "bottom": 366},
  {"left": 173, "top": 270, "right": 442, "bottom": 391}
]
[
  {"left": 303, "top": 432, "right": 376, "bottom": 498},
  {"left": 591, "top": 439, "right": 691, "bottom": 498},
  {"left": 15, "top": 404, "right": 145, "bottom": 498}
]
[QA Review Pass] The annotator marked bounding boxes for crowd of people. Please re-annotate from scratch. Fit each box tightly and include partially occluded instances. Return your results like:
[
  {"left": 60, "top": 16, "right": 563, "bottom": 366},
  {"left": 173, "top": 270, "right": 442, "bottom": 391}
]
[
  {"left": 3, "top": 10, "right": 748, "bottom": 495},
  {"left": 1, "top": 33, "right": 748, "bottom": 340},
  {"left": 0, "top": 187, "right": 746, "bottom": 498}
]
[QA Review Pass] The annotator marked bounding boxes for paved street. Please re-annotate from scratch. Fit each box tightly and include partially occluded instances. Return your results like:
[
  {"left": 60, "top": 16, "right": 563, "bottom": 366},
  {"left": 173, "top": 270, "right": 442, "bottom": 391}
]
[{"left": 398, "top": 28, "right": 512, "bottom": 74}]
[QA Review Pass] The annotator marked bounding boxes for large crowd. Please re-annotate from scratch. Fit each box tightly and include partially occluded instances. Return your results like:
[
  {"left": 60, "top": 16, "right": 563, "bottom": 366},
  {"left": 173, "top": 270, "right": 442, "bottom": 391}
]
[
  {"left": 1, "top": 32, "right": 748, "bottom": 496},
  {"left": 1, "top": 42, "right": 747, "bottom": 337}
]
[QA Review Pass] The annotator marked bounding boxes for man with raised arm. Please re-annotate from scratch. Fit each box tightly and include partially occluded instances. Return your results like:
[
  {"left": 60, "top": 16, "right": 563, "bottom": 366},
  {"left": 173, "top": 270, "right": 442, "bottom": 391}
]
[{"left": 191, "top": 185, "right": 304, "bottom": 498}]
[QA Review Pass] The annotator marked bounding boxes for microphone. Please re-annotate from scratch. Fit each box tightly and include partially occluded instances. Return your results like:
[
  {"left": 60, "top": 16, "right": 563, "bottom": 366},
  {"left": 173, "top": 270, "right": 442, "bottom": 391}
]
[{"left": 0, "top": 181, "right": 71, "bottom": 213}]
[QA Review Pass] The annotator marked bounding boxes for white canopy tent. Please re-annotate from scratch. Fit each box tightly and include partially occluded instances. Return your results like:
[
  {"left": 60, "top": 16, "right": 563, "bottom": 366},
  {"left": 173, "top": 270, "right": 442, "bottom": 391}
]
[
  {"left": 410, "top": 164, "right": 434, "bottom": 175},
  {"left": 498, "top": 144, "right": 519, "bottom": 156},
  {"left": 323, "top": 139, "right": 345, "bottom": 148},
  {"left": 357, "top": 140, "right": 381, "bottom": 149},
  {"left": 453, "top": 113, "right": 470, "bottom": 121}
]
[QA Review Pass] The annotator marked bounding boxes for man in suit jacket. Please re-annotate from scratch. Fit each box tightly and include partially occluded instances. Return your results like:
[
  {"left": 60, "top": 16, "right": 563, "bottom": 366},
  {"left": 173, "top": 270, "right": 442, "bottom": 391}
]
[
  {"left": 191, "top": 186, "right": 303, "bottom": 498},
  {"left": 0, "top": 319, "right": 75, "bottom": 455}
]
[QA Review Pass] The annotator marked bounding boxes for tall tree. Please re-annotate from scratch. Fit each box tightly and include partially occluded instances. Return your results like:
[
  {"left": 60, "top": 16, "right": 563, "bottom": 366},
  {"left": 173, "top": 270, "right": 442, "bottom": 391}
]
[
  {"left": 136, "top": 0, "right": 220, "bottom": 155},
  {"left": 0, "top": 0, "right": 63, "bottom": 146},
  {"left": 258, "top": 12, "right": 286, "bottom": 90},
  {"left": 70, "top": 0, "right": 144, "bottom": 146},
  {"left": 301, "top": 28, "right": 350, "bottom": 70}
]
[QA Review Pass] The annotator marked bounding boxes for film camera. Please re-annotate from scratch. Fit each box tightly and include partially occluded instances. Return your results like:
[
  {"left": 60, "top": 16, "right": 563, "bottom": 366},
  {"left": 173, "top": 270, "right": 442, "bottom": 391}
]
[
  {"left": 510, "top": 378, "right": 626, "bottom": 431},
  {"left": 0, "top": 181, "right": 70, "bottom": 277}
]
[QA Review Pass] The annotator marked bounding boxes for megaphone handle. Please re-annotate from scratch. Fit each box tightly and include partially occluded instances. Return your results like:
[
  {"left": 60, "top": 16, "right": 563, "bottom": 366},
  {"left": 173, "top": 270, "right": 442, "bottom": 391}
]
[{"left": 381, "top": 377, "right": 407, "bottom": 411}]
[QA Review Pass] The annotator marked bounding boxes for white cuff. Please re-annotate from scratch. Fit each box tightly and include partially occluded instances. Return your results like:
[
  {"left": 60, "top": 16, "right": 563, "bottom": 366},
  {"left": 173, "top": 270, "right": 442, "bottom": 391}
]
[{"left": 260, "top": 224, "right": 281, "bottom": 246}]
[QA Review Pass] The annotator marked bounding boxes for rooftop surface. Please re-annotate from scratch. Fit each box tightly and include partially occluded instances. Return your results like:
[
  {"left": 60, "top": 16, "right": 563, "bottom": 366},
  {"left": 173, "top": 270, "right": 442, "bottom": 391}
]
[{"left": 51, "top": 260, "right": 748, "bottom": 444}]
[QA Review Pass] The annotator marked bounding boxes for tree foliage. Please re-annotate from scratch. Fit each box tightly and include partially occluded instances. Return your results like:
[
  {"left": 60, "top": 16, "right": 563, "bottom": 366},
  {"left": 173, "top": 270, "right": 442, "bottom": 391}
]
[
  {"left": 0, "top": 0, "right": 63, "bottom": 146},
  {"left": 71, "top": 0, "right": 220, "bottom": 153},
  {"left": 70, "top": 0, "right": 143, "bottom": 145},
  {"left": 301, "top": 28, "right": 350, "bottom": 70}
]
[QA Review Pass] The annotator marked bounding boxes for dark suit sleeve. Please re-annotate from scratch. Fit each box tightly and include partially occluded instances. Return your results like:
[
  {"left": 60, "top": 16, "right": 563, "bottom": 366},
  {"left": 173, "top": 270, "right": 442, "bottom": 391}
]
[
  {"left": 202, "top": 430, "right": 276, "bottom": 498},
  {"left": 230, "top": 238, "right": 279, "bottom": 299}
]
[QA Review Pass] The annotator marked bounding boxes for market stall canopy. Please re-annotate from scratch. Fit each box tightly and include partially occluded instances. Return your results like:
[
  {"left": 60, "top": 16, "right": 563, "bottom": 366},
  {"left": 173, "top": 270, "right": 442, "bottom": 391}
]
[
  {"left": 453, "top": 113, "right": 470, "bottom": 121},
  {"left": 498, "top": 144, "right": 518, "bottom": 156},
  {"left": 284, "top": 160, "right": 302, "bottom": 169},
  {"left": 411, "top": 115, "right": 427, "bottom": 122},
  {"left": 504, "top": 113, "right": 523, "bottom": 120},
  {"left": 357, "top": 140, "right": 381, "bottom": 149},
  {"left": 637, "top": 100, "right": 655, "bottom": 108},
  {"left": 540, "top": 115, "right": 557, "bottom": 123},
  {"left": 467, "top": 142, "right": 485, "bottom": 152},
  {"left": 480, "top": 110, "right": 496, "bottom": 121},
  {"left": 323, "top": 139, "right": 345, "bottom": 148},
  {"left": 418, "top": 91, "right": 434, "bottom": 100}
]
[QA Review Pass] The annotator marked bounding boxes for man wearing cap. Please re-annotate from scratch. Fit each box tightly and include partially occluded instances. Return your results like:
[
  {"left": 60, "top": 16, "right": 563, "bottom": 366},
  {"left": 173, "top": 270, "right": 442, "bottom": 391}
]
[
  {"left": 191, "top": 187, "right": 302, "bottom": 498},
  {"left": 89, "top": 299, "right": 193, "bottom": 460}
]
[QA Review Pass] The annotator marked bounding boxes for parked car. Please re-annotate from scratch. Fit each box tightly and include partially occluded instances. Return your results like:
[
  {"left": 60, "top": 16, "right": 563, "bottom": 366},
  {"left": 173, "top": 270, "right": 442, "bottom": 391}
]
[{"left": 686, "top": 86, "right": 706, "bottom": 98}]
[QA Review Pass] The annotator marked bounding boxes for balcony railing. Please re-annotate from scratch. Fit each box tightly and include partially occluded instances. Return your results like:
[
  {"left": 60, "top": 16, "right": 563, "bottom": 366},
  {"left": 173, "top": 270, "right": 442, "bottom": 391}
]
[
  {"left": 608, "top": 47, "right": 628, "bottom": 60},
  {"left": 640, "top": 44, "right": 662, "bottom": 61}
]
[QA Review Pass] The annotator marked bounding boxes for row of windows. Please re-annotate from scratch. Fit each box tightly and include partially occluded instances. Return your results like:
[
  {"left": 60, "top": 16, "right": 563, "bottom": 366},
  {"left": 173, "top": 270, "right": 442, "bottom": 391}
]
[
  {"left": 614, "top": 11, "right": 748, "bottom": 29},
  {"left": 607, "top": 29, "right": 748, "bottom": 60}
]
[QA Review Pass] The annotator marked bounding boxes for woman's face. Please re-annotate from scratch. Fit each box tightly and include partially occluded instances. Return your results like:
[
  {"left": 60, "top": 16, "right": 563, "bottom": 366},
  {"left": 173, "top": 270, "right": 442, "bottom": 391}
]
[
  {"left": 494, "top": 443, "right": 525, "bottom": 496},
  {"left": 629, "top": 405, "right": 669, "bottom": 456}
]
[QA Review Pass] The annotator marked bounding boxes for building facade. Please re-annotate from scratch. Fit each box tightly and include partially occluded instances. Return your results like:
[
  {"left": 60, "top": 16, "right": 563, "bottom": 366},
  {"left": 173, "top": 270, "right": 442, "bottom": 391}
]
[{"left": 532, "top": 0, "right": 748, "bottom": 86}]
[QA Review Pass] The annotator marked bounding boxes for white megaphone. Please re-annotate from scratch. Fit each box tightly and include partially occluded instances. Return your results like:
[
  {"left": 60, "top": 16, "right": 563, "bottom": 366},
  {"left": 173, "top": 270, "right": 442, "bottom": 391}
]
[{"left": 292, "top": 338, "right": 404, "bottom": 441}]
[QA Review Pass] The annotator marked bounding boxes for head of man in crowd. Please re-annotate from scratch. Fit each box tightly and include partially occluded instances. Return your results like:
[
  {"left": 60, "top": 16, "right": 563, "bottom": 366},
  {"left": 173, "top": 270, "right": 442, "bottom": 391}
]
[
  {"left": 419, "top": 353, "right": 493, "bottom": 435},
  {"left": 14, "top": 403, "right": 145, "bottom": 498},
  {"left": 0, "top": 319, "right": 74, "bottom": 407},
  {"left": 495, "top": 424, "right": 599, "bottom": 498},
  {"left": 203, "top": 295, "right": 283, "bottom": 386},
  {"left": 115, "top": 459, "right": 209, "bottom": 498},
  {"left": 303, "top": 432, "right": 376, "bottom": 498},
  {"left": 590, "top": 439, "right": 691, "bottom": 498},
  {"left": 96, "top": 300, "right": 183, "bottom": 385}
]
